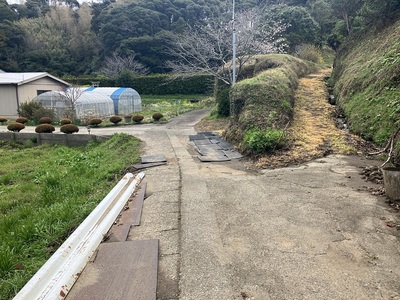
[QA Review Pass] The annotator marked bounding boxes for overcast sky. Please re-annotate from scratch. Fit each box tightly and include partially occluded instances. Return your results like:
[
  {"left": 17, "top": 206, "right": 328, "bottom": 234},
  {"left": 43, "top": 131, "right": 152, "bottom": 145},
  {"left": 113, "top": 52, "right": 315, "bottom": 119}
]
[{"left": 6, "top": 0, "right": 23, "bottom": 4}]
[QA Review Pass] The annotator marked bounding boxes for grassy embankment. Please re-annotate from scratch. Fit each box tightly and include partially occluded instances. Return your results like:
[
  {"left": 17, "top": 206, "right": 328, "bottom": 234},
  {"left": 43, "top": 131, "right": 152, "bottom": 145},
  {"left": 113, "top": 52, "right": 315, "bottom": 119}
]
[
  {"left": 224, "top": 54, "right": 318, "bottom": 154},
  {"left": 332, "top": 19, "right": 400, "bottom": 147},
  {"left": 0, "top": 134, "right": 140, "bottom": 299}
]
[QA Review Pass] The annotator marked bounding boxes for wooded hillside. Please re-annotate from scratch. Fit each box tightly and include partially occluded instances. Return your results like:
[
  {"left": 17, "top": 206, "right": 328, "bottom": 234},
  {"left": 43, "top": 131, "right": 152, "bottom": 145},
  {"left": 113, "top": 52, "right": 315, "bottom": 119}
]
[{"left": 1, "top": 0, "right": 398, "bottom": 78}]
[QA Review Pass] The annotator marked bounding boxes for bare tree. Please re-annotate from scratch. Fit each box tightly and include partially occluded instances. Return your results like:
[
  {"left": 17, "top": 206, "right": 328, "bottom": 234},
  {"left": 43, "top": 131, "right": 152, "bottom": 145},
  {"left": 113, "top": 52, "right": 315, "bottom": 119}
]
[
  {"left": 166, "top": 8, "right": 288, "bottom": 85},
  {"left": 101, "top": 52, "right": 149, "bottom": 78},
  {"left": 59, "top": 86, "right": 84, "bottom": 120}
]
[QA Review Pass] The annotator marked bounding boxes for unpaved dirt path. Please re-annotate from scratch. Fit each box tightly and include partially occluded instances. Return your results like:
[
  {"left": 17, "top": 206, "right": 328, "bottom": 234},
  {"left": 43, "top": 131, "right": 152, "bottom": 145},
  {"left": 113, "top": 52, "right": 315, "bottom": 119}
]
[
  {"left": 288, "top": 70, "right": 349, "bottom": 156},
  {"left": 233, "top": 69, "right": 369, "bottom": 169}
]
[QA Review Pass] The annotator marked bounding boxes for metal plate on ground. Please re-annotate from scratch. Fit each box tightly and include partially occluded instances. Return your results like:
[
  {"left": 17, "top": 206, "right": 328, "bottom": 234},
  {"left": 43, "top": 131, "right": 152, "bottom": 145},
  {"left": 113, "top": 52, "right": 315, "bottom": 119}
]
[
  {"left": 107, "top": 182, "right": 147, "bottom": 242},
  {"left": 209, "top": 139, "right": 220, "bottom": 144},
  {"left": 66, "top": 239, "right": 159, "bottom": 300},
  {"left": 189, "top": 134, "right": 206, "bottom": 141},
  {"left": 193, "top": 139, "right": 211, "bottom": 145},
  {"left": 133, "top": 162, "right": 167, "bottom": 170},
  {"left": 195, "top": 144, "right": 223, "bottom": 156},
  {"left": 190, "top": 132, "right": 242, "bottom": 162},
  {"left": 197, "top": 131, "right": 216, "bottom": 136},
  {"left": 196, "top": 132, "right": 218, "bottom": 139},
  {"left": 223, "top": 150, "right": 243, "bottom": 160},
  {"left": 198, "top": 155, "right": 231, "bottom": 162},
  {"left": 141, "top": 154, "right": 167, "bottom": 164},
  {"left": 129, "top": 182, "right": 146, "bottom": 226},
  {"left": 217, "top": 141, "right": 233, "bottom": 151},
  {"left": 195, "top": 144, "right": 223, "bottom": 151}
]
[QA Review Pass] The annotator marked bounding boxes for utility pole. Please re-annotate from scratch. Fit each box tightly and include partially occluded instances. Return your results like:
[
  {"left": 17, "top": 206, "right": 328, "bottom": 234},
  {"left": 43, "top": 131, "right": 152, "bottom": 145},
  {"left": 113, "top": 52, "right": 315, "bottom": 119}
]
[
  {"left": 231, "top": 0, "right": 237, "bottom": 119},
  {"left": 232, "top": 0, "right": 236, "bottom": 85}
]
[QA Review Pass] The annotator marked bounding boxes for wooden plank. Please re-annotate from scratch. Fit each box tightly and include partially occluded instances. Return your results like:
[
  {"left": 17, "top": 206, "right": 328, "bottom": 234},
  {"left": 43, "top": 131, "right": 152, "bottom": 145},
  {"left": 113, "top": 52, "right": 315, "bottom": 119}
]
[{"left": 66, "top": 240, "right": 159, "bottom": 300}]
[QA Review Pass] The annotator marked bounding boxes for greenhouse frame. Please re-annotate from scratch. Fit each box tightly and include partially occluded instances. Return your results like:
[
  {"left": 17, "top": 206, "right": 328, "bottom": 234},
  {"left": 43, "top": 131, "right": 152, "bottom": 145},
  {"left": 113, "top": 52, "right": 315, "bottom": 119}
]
[
  {"left": 85, "top": 87, "right": 142, "bottom": 116},
  {"left": 32, "top": 91, "right": 115, "bottom": 119},
  {"left": 32, "top": 87, "right": 142, "bottom": 119}
]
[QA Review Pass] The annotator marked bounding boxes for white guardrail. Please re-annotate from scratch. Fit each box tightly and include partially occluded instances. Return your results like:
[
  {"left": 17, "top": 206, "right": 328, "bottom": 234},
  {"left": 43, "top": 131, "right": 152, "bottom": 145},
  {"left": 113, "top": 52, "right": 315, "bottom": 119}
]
[{"left": 14, "top": 172, "right": 145, "bottom": 300}]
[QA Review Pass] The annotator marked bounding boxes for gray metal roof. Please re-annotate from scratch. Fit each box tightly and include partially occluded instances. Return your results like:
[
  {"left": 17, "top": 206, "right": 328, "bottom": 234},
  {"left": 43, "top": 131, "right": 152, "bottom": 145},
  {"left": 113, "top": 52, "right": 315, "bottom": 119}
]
[{"left": 0, "top": 72, "right": 70, "bottom": 86}]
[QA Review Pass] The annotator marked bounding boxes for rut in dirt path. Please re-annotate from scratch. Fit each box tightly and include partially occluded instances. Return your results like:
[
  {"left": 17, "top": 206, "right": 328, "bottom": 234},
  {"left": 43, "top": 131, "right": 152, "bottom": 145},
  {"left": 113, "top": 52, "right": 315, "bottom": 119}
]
[{"left": 256, "top": 69, "right": 356, "bottom": 168}]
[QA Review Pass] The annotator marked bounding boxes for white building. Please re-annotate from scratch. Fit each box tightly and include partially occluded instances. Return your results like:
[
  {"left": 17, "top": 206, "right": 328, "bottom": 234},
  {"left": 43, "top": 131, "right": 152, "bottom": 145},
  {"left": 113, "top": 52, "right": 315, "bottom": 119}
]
[{"left": 0, "top": 72, "right": 70, "bottom": 117}]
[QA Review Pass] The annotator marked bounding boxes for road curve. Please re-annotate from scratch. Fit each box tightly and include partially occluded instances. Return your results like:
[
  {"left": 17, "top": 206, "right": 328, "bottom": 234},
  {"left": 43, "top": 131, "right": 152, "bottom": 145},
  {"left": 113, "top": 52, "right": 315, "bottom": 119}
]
[{"left": 3, "top": 109, "right": 400, "bottom": 300}]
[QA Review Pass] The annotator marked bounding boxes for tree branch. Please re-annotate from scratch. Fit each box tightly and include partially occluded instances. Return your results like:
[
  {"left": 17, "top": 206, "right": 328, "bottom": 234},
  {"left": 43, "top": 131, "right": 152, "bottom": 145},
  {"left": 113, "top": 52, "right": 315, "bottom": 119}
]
[{"left": 369, "top": 126, "right": 400, "bottom": 167}]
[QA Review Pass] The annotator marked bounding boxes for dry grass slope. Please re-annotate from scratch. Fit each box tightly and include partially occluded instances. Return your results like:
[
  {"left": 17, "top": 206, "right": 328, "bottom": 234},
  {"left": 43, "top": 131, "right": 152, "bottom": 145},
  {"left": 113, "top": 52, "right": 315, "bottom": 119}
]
[
  {"left": 196, "top": 68, "right": 374, "bottom": 169},
  {"left": 253, "top": 69, "right": 369, "bottom": 168}
]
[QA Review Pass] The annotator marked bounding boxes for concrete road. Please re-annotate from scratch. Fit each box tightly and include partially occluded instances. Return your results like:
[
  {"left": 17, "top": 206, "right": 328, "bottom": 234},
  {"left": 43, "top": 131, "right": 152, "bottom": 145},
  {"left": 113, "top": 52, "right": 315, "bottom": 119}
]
[{"left": 2, "top": 110, "right": 400, "bottom": 300}]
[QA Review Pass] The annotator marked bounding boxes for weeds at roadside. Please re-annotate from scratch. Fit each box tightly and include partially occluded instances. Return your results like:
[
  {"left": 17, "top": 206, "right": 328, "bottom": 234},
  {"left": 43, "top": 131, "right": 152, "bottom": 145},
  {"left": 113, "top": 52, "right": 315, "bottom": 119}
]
[{"left": 0, "top": 134, "right": 140, "bottom": 299}]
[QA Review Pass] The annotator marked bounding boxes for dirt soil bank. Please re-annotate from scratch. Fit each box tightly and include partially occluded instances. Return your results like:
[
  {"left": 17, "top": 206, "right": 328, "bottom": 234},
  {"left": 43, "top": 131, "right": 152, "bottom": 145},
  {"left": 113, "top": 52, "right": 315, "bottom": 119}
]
[{"left": 196, "top": 69, "right": 378, "bottom": 170}]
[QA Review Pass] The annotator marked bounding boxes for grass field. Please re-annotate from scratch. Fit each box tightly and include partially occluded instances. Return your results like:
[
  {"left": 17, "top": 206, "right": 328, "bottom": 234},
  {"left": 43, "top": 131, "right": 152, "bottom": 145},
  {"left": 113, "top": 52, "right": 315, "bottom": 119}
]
[
  {"left": 139, "top": 94, "right": 212, "bottom": 122},
  {"left": 0, "top": 134, "right": 141, "bottom": 299}
]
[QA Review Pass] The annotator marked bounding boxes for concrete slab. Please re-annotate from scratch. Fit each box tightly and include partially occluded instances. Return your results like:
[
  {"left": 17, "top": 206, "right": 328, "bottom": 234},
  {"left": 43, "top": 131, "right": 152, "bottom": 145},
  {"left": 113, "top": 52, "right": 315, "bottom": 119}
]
[{"left": 157, "top": 254, "right": 180, "bottom": 300}]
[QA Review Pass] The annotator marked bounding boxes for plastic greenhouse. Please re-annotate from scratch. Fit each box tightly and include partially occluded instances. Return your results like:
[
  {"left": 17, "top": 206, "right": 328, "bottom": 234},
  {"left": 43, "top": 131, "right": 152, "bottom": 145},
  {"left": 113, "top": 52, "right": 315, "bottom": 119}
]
[
  {"left": 32, "top": 91, "right": 114, "bottom": 119},
  {"left": 85, "top": 87, "right": 142, "bottom": 116},
  {"left": 74, "top": 92, "right": 114, "bottom": 119}
]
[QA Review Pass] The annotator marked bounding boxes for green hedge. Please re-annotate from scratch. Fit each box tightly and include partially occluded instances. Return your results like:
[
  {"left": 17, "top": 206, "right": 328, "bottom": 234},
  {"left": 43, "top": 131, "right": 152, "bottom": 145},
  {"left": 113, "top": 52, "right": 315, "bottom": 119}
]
[{"left": 63, "top": 74, "right": 214, "bottom": 95}]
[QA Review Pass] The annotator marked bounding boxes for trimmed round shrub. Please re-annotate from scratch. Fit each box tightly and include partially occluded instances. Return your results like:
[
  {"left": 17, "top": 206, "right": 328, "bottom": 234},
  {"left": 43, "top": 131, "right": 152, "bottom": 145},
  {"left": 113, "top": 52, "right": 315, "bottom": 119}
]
[
  {"left": 60, "top": 124, "right": 79, "bottom": 134},
  {"left": 15, "top": 117, "right": 28, "bottom": 124},
  {"left": 109, "top": 116, "right": 122, "bottom": 125},
  {"left": 60, "top": 118, "right": 72, "bottom": 125},
  {"left": 152, "top": 112, "right": 164, "bottom": 122},
  {"left": 88, "top": 118, "right": 102, "bottom": 126},
  {"left": 132, "top": 114, "right": 144, "bottom": 123},
  {"left": 0, "top": 117, "right": 8, "bottom": 124},
  {"left": 38, "top": 117, "right": 52, "bottom": 124},
  {"left": 35, "top": 124, "right": 55, "bottom": 133},
  {"left": 7, "top": 122, "right": 25, "bottom": 132}
]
